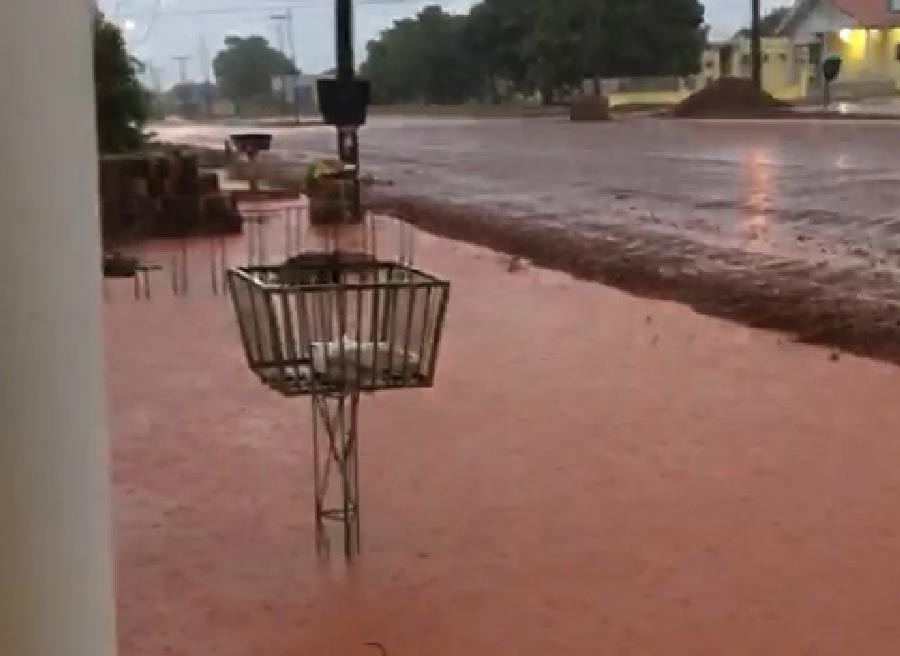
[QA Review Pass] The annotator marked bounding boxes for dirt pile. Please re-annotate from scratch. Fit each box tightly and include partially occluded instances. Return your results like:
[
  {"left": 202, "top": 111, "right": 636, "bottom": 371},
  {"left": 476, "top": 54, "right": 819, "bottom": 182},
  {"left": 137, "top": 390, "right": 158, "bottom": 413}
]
[
  {"left": 367, "top": 191, "right": 900, "bottom": 367},
  {"left": 672, "top": 77, "right": 790, "bottom": 118}
]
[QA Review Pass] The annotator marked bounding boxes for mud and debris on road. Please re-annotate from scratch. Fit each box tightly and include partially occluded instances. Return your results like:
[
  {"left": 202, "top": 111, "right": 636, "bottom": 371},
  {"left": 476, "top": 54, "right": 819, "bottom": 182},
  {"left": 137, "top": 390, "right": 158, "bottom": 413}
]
[{"left": 157, "top": 116, "right": 900, "bottom": 363}]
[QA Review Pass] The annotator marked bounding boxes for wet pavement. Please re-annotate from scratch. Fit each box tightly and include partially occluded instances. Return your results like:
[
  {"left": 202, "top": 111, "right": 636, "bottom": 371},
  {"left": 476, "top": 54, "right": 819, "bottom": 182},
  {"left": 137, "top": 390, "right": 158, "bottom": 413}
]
[
  {"left": 162, "top": 116, "right": 900, "bottom": 271},
  {"left": 158, "top": 117, "right": 900, "bottom": 360}
]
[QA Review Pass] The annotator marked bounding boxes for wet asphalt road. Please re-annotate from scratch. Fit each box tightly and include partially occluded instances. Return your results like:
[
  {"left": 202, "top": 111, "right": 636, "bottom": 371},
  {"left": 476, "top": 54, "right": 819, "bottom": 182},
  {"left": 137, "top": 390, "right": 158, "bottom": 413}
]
[{"left": 159, "top": 116, "right": 900, "bottom": 300}]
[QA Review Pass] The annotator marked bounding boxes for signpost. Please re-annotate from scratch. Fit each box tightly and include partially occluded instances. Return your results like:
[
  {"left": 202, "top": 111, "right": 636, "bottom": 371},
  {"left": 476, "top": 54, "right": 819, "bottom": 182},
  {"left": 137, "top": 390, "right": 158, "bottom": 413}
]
[
  {"left": 751, "top": 0, "right": 762, "bottom": 92},
  {"left": 823, "top": 54, "right": 842, "bottom": 108},
  {"left": 315, "top": 0, "right": 371, "bottom": 224}
]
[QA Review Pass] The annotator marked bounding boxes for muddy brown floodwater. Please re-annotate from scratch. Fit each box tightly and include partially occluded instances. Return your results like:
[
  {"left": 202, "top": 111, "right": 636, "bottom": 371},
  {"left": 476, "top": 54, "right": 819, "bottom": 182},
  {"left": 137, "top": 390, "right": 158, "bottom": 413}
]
[{"left": 159, "top": 117, "right": 900, "bottom": 363}]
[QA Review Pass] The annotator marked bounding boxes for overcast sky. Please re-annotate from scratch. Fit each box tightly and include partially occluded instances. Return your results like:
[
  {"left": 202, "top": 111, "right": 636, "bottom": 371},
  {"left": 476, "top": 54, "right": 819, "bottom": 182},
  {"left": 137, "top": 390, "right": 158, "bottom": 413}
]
[{"left": 99, "top": 0, "right": 788, "bottom": 87}]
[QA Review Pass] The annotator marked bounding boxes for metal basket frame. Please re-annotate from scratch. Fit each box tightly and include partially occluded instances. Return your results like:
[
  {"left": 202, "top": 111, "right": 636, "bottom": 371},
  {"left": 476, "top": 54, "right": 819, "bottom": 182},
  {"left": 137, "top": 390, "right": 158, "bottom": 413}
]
[
  {"left": 228, "top": 257, "right": 449, "bottom": 397},
  {"left": 227, "top": 254, "right": 449, "bottom": 558}
]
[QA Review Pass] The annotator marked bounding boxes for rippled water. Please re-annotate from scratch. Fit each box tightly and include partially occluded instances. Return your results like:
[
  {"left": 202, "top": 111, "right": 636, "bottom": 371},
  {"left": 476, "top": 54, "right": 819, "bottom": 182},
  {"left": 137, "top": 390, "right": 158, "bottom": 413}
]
[{"left": 160, "top": 116, "right": 900, "bottom": 279}]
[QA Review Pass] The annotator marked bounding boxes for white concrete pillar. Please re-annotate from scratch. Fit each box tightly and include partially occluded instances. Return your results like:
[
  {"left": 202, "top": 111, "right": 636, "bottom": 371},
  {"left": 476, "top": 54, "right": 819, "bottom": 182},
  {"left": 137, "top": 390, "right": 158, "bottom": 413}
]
[{"left": 0, "top": 1, "right": 117, "bottom": 656}]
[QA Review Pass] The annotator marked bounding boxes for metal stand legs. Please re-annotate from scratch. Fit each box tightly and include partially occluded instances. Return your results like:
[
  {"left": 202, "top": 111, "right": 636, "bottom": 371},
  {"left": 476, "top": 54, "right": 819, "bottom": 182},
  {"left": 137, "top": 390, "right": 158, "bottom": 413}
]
[{"left": 312, "top": 391, "right": 360, "bottom": 559}]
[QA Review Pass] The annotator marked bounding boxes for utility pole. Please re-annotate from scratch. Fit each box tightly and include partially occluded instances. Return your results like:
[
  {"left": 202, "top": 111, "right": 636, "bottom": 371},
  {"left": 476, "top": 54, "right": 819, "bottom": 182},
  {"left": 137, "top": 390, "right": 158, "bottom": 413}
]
[
  {"left": 285, "top": 8, "right": 298, "bottom": 71},
  {"left": 751, "top": 0, "right": 762, "bottom": 91},
  {"left": 271, "top": 15, "right": 290, "bottom": 114},
  {"left": 336, "top": 0, "right": 354, "bottom": 82},
  {"left": 285, "top": 9, "right": 301, "bottom": 123},
  {"left": 335, "top": 0, "right": 361, "bottom": 220},
  {"left": 144, "top": 59, "right": 162, "bottom": 93},
  {"left": 173, "top": 55, "right": 191, "bottom": 84},
  {"left": 272, "top": 11, "right": 302, "bottom": 122},
  {"left": 144, "top": 59, "right": 163, "bottom": 118},
  {"left": 173, "top": 55, "right": 192, "bottom": 116},
  {"left": 198, "top": 34, "right": 213, "bottom": 117}
]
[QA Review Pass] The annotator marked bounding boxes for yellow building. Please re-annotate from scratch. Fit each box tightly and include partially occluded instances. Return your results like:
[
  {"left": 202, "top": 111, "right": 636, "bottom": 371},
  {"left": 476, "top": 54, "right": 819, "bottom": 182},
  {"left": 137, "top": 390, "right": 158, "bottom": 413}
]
[
  {"left": 705, "top": 36, "right": 805, "bottom": 99},
  {"left": 601, "top": 37, "right": 806, "bottom": 108},
  {"left": 780, "top": 0, "right": 900, "bottom": 96}
]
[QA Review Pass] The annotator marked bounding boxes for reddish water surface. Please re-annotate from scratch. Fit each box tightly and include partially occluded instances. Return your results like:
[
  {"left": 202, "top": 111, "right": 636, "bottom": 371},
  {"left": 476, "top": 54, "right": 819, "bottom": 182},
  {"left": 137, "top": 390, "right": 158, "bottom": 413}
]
[
  {"left": 109, "top": 218, "right": 900, "bottom": 656},
  {"left": 158, "top": 118, "right": 900, "bottom": 339}
]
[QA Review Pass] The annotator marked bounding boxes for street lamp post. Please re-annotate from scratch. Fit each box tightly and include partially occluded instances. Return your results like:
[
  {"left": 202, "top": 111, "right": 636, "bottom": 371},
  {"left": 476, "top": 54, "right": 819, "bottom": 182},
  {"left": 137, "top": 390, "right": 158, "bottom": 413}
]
[
  {"left": 316, "top": 0, "right": 370, "bottom": 224},
  {"left": 336, "top": 0, "right": 354, "bottom": 81},
  {"left": 335, "top": 0, "right": 359, "bottom": 186}
]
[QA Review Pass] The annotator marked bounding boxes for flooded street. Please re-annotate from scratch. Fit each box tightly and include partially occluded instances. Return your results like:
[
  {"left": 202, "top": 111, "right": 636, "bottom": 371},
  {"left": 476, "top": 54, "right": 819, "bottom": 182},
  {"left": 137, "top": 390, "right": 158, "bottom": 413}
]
[
  {"left": 163, "top": 116, "right": 900, "bottom": 265},
  {"left": 159, "top": 117, "right": 900, "bottom": 360},
  {"left": 110, "top": 221, "right": 900, "bottom": 656},
  {"left": 109, "top": 122, "right": 900, "bottom": 655}
]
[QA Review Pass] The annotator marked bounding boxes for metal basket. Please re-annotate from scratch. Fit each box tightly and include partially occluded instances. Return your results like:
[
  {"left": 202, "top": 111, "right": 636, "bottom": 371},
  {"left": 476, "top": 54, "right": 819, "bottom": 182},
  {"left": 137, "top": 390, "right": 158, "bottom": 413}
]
[{"left": 227, "top": 253, "right": 450, "bottom": 396}]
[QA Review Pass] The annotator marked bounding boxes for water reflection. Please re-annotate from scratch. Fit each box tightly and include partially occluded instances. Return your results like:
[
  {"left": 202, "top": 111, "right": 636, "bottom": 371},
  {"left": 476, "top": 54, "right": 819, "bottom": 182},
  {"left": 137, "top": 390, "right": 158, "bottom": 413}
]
[{"left": 743, "top": 148, "right": 772, "bottom": 248}]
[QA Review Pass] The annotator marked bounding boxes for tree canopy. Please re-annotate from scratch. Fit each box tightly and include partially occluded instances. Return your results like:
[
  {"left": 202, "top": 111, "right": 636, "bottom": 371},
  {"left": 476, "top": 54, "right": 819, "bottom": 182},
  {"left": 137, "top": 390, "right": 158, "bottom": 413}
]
[
  {"left": 362, "top": 6, "right": 483, "bottom": 104},
  {"left": 213, "top": 36, "right": 298, "bottom": 112},
  {"left": 93, "top": 12, "right": 148, "bottom": 153},
  {"left": 361, "top": 0, "right": 706, "bottom": 104}
]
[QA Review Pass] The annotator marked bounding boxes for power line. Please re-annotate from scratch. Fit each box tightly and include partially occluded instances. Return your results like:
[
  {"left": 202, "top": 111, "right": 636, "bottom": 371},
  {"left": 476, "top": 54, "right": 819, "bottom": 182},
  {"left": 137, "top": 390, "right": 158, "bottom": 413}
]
[
  {"left": 123, "top": 0, "right": 418, "bottom": 17},
  {"left": 133, "top": 0, "right": 161, "bottom": 44}
]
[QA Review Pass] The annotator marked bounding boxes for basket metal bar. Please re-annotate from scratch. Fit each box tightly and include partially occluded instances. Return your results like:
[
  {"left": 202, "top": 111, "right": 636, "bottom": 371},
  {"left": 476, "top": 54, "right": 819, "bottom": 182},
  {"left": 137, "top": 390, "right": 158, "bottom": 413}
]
[
  {"left": 260, "top": 280, "right": 441, "bottom": 294},
  {"left": 263, "top": 288, "right": 286, "bottom": 385},
  {"left": 417, "top": 285, "right": 433, "bottom": 380},
  {"left": 277, "top": 284, "right": 302, "bottom": 384},
  {"left": 317, "top": 289, "right": 332, "bottom": 381},
  {"left": 350, "top": 392, "right": 360, "bottom": 552},
  {"left": 246, "top": 280, "right": 265, "bottom": 367},
  {"left": 427, "top": 282, "right": 451, "bottom": 384},
  {"left": 369, "top": 273, "right": 381, "bottom": 389},
  {"left": 300, "top": 292, "right": 319, "bottom": 399},
  {"left": 385, "top": 282, "right": 397, "bottom": 379},
  {"left": 227, "top": 274, "right": 251, "bottom": 367},
  {"left": 337, "top": 285, "right": 348, "bottom": 388},
  {"left": 234, "top": 263, "right": 447, "bottom": 286},
  {"left": 400, "top": 282, "right": 417, "bottom": 383},
  {"left": 355, "top": 285, "right": 363, "bottom": 388}
]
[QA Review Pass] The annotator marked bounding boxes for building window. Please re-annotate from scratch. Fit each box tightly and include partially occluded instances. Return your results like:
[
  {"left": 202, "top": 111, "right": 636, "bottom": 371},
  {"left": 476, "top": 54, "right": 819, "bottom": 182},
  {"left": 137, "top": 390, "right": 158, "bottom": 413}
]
[
  {"left": 779, "top": 52, "right": 788, "bottom": 62},
  {"left": 705, "top": 60, "right": 714, "bottom": 69}
]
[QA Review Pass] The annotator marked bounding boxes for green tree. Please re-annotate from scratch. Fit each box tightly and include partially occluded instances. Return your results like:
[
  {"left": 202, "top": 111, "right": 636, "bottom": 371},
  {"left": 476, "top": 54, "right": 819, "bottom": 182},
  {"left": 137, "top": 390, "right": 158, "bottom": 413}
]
[
  {"left": 213, "top": 36, "right": 298, "bottom": 113},
  {"left": 463, "top": 0, "right": 538, "bottom": 97},
  {"left": 361, "top": 0, "right": 706, "bottom": 105},
  {"left": 584, "top": 0, "right": 706, "bottom": 80},
  {"left": 93, "top": 12, "right": 148, "bottom": 153},
  {"left": 361, "top": 6, "right": 481, "bottom": 104},
  {"left": 524, "top": 0, "right": 593, "bottom": 101}
]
